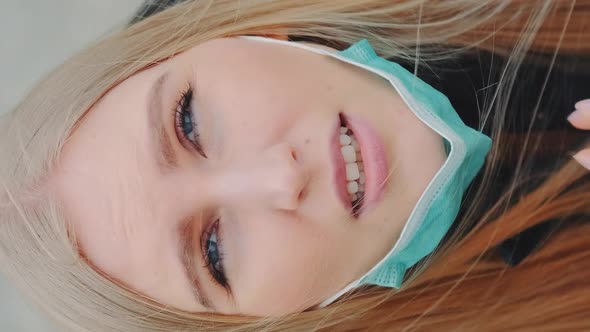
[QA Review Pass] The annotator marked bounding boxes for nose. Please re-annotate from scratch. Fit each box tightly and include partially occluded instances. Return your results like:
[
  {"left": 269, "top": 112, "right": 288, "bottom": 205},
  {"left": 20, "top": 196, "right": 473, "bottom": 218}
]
[{"left": 212, "top": 143, "right": 308, "bottom": 211}]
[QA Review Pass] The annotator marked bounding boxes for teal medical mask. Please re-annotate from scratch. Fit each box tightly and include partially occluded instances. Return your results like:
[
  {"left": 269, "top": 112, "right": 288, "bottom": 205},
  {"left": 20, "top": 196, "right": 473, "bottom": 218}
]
[{"left": 240, "top": 36, "right": 492, "bottom": 307}]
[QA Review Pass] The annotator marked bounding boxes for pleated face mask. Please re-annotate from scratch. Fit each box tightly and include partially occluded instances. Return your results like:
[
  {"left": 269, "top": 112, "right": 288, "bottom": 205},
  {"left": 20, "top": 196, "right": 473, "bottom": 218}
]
[{"left": 240, "top": 36, "right": 492, "bottom": 307}]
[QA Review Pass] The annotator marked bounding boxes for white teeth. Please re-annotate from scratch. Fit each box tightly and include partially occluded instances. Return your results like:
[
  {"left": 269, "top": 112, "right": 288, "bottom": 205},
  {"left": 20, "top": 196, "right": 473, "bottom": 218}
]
[
  {"left": 346, "top": 163, "right": 360, "bottom": 181},
  {"left": 347, "top": 181, "right": 359, "bottom": 194},
  {"left": 339, "top": 125, "right": 365, "bottom": 197},
  {"left": 351, "top": 139, "right": 360, "bottom": 152},
  {"left": 339, "top": 134, "right": 352, "bottom": 146},
  {"left": 341, "top": 145, "right": 357, "bottom": 163}
]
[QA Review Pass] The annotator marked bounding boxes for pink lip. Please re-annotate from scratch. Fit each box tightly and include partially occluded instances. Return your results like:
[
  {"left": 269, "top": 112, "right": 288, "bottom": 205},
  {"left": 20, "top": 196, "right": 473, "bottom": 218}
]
[
  {"left": 343, "top": 113, "right": 389, "bottom": 215},
  {"left": 331, "top": 116, "right": 353, "bottom": 213}
]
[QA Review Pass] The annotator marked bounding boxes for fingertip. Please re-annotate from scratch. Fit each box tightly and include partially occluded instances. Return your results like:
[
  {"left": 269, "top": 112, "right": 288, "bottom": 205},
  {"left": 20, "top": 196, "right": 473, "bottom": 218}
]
[
  {"left": 568, "top": 102, "right": 590, "bottom": 129},
  {"left": 573, "top": 149, "right": 590, "bottom": 170},
  {"left": 567, "top": 110, "right": 590, "bottom": 129},
  {"left": 567, "top": 110, "right": 582, "bottom": 124},
  {"left": 574, "top": 99, "right": 590, "bottom": 111}
]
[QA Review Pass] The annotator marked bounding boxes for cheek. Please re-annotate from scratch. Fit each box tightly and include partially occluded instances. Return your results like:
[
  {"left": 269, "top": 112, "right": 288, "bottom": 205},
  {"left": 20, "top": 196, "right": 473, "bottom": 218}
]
[
  {"left": 194, "top": 57, "right": 337, "bottom": 142},
  {"left": 198, "top": 76, "right": 295, "bottom": 150},
  {"left": 232, "top": 215, "right": 353, "bottom": 315}
]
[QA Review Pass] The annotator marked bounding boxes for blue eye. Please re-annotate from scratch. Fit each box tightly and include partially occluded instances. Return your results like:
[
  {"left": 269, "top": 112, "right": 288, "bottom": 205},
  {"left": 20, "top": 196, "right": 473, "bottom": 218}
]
[
  {"left": 202, "top": 220, "right": 228, "bottom": 288},
  {"left": 174, "top": 86, "right": 207, "bottom": 158}
]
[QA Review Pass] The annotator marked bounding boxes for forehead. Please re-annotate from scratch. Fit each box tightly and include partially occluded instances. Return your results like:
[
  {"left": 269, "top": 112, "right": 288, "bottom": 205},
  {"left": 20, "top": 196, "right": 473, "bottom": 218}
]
[{"left": 49, "top": 49, "right": 205, "bottom": 310}]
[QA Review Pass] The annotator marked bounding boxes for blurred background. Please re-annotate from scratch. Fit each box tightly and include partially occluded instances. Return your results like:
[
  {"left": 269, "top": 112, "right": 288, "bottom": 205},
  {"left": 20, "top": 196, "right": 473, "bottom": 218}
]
[{"left": 0, "top": 1, "right": 144, "bottom": 330}]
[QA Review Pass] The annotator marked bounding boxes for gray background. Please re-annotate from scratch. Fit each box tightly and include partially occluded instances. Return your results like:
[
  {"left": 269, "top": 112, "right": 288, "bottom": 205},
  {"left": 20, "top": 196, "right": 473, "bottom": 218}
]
[{"left": 0, "top": 1, "right": 145, "bottom": 330}]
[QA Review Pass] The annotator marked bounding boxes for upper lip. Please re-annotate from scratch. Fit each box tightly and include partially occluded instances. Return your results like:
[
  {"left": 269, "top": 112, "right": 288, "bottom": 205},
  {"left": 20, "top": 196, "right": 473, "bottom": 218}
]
[{"left": 331, "top": 113, "right": 354, "bottom": 215}]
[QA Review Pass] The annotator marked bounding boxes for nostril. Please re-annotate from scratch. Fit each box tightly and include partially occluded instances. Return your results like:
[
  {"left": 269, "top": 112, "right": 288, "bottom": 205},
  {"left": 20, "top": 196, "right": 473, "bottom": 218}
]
[
  {"left": 291, "top": 149, "right": 298, "bottom": 161},
  {"left": 297, "top": 187, "right": 306, "bottom": 201}
]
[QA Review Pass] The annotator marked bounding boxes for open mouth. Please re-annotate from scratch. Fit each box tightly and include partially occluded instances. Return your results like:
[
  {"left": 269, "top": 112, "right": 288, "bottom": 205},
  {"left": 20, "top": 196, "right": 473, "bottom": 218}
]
[
  {"left": 338, "top": 114, "right": 366, "bottom": 217},
  {"left": 332, "top": 113, "right": 366, "bottom": 218},
  {"left": 331, "top": 112, "right": 389, "bottom": 219}
]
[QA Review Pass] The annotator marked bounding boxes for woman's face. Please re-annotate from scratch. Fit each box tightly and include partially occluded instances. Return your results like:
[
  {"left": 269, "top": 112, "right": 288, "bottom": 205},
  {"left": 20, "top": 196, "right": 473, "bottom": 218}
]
[{"left": 51, "top": 37, "right": 446, "bottom": 315}]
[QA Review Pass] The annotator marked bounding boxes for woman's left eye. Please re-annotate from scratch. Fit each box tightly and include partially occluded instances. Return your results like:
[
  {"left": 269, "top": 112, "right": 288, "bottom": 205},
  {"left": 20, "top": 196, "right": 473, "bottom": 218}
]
[
  {"left": 174, "top": 86, "right": 207, "bottom": 158},
  {"left": 201, "top": 220, "right": 228, "bottom": 289}
]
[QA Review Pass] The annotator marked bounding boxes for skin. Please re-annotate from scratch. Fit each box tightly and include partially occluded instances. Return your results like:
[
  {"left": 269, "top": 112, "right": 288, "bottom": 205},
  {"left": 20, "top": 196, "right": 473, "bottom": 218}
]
[
  {"left": 570, "top": 99, "right": 590, "bottom": 169},
  {"left": 50, "top": 36, "right": 462, "bottom": 316}
]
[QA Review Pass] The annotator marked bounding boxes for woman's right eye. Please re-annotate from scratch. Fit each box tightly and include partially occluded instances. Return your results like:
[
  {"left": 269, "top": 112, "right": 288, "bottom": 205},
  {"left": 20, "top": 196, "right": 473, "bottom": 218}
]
[{"left": 173, "top": 85, "right": 207, "bottom": 158}]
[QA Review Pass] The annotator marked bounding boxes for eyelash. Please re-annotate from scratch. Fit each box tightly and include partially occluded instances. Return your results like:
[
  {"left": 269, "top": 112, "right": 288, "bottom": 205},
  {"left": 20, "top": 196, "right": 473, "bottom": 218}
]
[
  {"left": 200, "top": 219, "right": 229, "bottom": 289},
  {"left": 173, "top": 85, "right": 228, "bottom": 289},
  {"left": 173, "top": 84, "right": 207, "bottom": 158}
]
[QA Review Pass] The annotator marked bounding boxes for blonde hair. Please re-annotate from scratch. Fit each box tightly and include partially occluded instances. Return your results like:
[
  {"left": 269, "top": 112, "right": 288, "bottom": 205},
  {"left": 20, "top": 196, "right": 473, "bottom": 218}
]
[{"left": 1, "top": 0, "right": 589, "bottom": 331}]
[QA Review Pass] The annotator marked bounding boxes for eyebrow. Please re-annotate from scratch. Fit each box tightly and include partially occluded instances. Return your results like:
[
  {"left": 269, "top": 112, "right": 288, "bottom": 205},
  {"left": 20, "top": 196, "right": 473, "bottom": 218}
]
[
  {"left": 178, "top": 217, "right": 215, "bottom": 310},
  {"left": 148, "top": 71, "right": 178, "bottom": 170},
  {"left": 147, "top": 71, "right": 214, "bottom": 310}
]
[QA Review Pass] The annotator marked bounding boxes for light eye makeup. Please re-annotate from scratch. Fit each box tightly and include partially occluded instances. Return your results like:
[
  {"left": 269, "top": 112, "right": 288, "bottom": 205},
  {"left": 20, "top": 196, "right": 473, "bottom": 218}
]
[
  {"left": 200, "top": 219, "right": 229, "bottom": 289},
  {"left": 173, "top": 84, "right": 207, "bottom": 158},
  {"left": 171, "top": 85, "right": 229, "bottom": 291}
]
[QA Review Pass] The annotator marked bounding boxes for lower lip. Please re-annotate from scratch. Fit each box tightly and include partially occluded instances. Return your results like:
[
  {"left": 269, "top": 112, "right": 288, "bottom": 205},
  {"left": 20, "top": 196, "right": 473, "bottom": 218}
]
[{"left": 344, "top": 113, "right": 389, "bottom": 214}]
